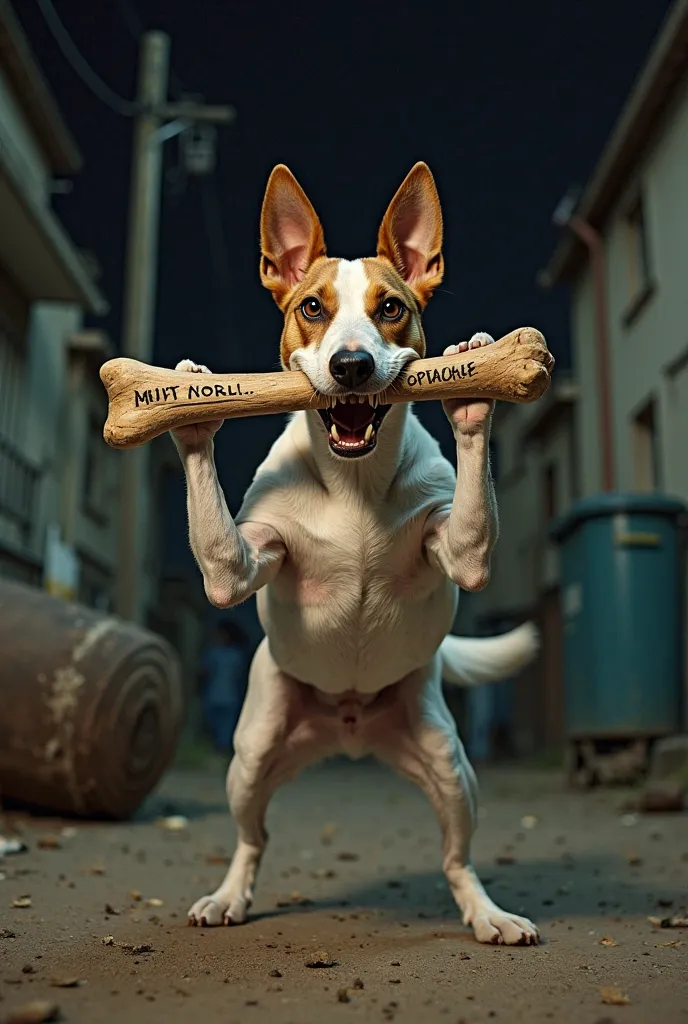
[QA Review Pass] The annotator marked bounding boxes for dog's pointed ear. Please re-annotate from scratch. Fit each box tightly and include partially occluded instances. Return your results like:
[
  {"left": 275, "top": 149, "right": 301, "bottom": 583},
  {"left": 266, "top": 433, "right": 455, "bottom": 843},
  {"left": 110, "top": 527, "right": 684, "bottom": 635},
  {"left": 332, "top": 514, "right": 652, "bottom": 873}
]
[
  {"left": 260, "top": 165, "right": 327, "bottom": 307},
  {"left": 376, "top": 162, "right": 444, "bottom": 308}
]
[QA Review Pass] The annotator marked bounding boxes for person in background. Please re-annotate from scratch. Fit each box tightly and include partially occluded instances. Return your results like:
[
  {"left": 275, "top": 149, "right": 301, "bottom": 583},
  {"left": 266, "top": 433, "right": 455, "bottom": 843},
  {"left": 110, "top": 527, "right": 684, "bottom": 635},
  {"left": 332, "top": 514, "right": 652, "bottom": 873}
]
[{"left": 199, "top": 620, "right": 250, "bottom": 755}]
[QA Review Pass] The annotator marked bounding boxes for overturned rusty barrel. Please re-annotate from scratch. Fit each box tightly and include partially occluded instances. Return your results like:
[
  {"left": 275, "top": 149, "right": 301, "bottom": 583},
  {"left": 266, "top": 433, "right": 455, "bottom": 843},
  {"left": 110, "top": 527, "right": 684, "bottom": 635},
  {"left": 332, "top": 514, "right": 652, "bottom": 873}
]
[{"left": 0, "top": 580, "right": 184, "bottom": 819}]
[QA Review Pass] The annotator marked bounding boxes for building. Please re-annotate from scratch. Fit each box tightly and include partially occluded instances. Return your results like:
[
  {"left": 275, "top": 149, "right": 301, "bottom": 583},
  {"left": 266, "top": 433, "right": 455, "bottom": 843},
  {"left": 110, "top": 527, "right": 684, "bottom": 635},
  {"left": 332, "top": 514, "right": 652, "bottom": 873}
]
[{"left": 463, "top": 0, "right": 688, "bottom": 755}]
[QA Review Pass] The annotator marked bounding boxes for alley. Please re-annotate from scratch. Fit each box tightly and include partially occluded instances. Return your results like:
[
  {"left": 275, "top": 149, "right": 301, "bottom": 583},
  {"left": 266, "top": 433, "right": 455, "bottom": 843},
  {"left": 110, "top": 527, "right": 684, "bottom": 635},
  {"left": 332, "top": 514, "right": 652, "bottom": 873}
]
[{"left": 1, "top": 759, "right": 687, "bottom": 1024}]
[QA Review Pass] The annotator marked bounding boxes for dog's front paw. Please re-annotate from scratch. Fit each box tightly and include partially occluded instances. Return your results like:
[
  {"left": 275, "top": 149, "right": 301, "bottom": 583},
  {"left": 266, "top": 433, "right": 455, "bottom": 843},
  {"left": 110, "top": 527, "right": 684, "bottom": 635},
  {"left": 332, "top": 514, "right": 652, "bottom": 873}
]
[
  {"left": 444, "top": 332, "right": 495, "bottom": 358},
  {"left": 175, "top": 358, "right": 212, "bottom": 374},
  {"left": 171, "top": 359, "right": 223, "bottom": 449}
]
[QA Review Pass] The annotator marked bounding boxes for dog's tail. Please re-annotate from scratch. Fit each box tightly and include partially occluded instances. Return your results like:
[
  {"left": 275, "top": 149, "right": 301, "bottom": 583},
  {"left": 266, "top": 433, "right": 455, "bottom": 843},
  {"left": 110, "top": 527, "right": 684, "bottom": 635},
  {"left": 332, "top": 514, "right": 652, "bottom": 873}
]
[{"left": 439, "top": 622, "right": 539, "bottom": 687}]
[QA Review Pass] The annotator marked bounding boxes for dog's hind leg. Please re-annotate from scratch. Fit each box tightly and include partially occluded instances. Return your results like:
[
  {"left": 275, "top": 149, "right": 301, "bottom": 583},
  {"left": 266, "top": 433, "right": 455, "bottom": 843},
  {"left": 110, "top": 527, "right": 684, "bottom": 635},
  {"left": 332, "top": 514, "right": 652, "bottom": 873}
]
[
  {"left": 188, "top": 639, "right": 335, "bottom": 926},
  {"left": 371, "top": 658, "right": 539, "bottom": 945}
]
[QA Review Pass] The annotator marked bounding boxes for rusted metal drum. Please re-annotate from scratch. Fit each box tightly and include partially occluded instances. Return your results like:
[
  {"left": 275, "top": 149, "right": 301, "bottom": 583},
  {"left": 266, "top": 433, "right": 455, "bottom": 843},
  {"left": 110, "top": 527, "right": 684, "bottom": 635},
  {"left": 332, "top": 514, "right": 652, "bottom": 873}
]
[{"left": 0, "top": 580, "right": 184, "bottom": 819}]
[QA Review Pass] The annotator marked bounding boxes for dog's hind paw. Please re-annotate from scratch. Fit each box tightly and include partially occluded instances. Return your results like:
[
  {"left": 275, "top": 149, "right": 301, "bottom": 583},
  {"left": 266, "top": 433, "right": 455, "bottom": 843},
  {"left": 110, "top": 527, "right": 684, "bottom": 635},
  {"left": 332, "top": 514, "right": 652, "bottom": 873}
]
[
  {"left": 466, "top": 904, "right": 539, "bottom": 945},
  {"left": 187, "top": 892, "right": 250, "bottom": 927}
]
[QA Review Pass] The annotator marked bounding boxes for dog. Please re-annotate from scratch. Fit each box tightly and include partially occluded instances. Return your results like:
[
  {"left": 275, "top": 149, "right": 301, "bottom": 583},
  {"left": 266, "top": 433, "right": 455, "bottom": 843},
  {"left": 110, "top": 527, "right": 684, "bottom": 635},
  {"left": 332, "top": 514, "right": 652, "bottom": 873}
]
[{"left": 173, "top": 162, "right": 552, "bottom": 944}]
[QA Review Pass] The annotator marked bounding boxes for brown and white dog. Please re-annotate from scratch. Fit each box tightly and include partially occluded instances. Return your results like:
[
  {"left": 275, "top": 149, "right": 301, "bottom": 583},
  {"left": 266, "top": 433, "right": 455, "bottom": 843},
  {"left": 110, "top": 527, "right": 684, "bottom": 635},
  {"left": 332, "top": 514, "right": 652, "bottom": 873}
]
[{"left": 174, "top": 163, "right": 549, "bottom": 944}]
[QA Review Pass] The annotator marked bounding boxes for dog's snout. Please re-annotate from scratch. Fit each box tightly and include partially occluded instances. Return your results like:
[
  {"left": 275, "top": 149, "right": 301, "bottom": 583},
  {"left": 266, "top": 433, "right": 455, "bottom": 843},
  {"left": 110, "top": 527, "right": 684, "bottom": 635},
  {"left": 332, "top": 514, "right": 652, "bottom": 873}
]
[{"left": 329, "top": 350, "right": 375, "bottom": 389}]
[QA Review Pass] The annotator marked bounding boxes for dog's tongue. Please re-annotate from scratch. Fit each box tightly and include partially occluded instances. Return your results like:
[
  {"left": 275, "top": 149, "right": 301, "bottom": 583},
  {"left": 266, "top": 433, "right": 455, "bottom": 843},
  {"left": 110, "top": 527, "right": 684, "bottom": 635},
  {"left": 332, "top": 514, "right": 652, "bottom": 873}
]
[{"left": 332, "top": 402, "right": 374, "bottom": 438}]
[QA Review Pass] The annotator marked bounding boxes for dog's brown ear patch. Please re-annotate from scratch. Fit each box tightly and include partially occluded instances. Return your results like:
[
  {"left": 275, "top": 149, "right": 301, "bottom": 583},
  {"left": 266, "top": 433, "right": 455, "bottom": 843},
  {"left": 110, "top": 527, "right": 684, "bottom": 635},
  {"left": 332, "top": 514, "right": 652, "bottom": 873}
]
[
  {"left": 376, "top": 162, "right": 444, "bottom": 308},
  {"left": 260, "top": 165, "right": 327, "bottom": 308}
]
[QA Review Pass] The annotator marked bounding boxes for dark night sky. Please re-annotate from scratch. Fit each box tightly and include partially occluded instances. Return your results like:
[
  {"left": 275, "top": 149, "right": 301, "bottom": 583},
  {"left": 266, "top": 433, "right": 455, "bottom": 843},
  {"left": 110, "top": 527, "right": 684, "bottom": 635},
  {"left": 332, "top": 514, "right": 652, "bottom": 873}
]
[{"left": 15, "top": 0, "right": 673, "bottom": 593}]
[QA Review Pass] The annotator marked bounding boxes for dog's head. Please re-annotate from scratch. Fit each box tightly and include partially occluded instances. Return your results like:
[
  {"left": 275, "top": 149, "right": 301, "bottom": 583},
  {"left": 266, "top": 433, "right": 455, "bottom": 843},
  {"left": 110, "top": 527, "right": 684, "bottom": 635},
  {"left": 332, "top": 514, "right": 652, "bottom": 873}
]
[{"left": 259, "top": 163, "right": 444, "bottom": 459}]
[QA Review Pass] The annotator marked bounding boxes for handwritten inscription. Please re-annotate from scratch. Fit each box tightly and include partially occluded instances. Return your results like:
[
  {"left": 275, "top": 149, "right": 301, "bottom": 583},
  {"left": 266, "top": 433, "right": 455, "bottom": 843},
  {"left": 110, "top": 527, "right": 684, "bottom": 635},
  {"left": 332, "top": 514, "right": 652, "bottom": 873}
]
[
  {"left": 406, "top": 361, "right": 476, "bottom": 388},
  {"left": 134, "top": 381, "right": 253, "bottom": 408}
]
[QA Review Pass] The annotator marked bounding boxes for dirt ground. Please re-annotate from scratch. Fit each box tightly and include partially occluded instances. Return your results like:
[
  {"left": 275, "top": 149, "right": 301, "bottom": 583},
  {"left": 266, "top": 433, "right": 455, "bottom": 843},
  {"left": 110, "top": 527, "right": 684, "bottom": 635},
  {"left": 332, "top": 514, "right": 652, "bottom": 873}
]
[{"left": 1, "top": 757, "right": 687, "bottom": 1024}]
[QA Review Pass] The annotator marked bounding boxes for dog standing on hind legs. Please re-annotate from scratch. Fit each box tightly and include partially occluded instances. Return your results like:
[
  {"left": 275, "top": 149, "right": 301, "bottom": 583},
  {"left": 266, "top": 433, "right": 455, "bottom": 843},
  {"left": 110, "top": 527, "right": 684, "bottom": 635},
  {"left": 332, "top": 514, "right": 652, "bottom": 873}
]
[{"left": 174, "top": 162, "right": 553, "bottom": 943}]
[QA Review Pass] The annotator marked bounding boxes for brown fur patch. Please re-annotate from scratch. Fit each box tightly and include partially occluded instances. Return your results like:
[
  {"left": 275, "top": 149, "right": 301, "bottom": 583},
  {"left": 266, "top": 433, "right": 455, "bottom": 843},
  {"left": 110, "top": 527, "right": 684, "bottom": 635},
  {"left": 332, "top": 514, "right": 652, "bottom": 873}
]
[
  {"left": 278, "top": 257, "right": 340, "bottom": 368},
  {"left": 361, "top": 259, "right": 426, "bottom": 358}
]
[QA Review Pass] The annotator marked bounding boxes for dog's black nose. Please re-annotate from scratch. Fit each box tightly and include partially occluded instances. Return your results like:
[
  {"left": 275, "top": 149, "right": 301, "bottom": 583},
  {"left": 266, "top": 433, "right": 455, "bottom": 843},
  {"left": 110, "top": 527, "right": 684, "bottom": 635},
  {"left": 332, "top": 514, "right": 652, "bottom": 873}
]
[{"left": 329, "top": 350, "right": 375, "bottom": 389}]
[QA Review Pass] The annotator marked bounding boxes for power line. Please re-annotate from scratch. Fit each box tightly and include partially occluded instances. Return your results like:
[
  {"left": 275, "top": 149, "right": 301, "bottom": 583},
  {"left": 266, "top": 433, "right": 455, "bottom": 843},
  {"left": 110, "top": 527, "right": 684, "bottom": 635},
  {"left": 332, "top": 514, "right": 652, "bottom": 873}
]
[{"left": 33, "top": 0, "right": 138, "bottom": 116}]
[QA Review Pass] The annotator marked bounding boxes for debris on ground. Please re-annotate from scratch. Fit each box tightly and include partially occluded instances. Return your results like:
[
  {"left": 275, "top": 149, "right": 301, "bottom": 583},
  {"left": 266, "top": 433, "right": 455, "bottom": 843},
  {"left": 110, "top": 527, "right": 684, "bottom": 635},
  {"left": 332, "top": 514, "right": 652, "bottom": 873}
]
[
  {"left": 3, "top": 1001, "right": 61, "bottom": 1023},
  {"left": 0, "top": 838, "right": 28, "bottom": 858},
  {"left": 648, "top": 913, "right": 688, "bottom": 928},
  {"left": 36, "top": 836, "right": 61, "bottom": 851},
  {"left": 352, "top": 977, "right": 364, "bottom": 989},
  {"left": 521, "top": 815, "right": 538, "bottom": 829},
  {"left": 320, "top": 823, "right": 337, "bottom": 845},
  {"left": 11, "top": 896, "right": 32, "bottom": 909},
  {"left": 49, "top": 977, "right": 81, "bottom": 988},
  {"left": 158, "top": 816, "right": 188, "bottom": 832},
  {"left": 336, "top": 852, "right": 359, "bottom": 862},
  {"left": 104, "top": 903, "right": 120, "bottom": 915},
  {"left": 599, "top": 986, "right": 630, "bottom": 1005},
  {"left": 276, "top": 890, "right": 313, "bottom": 908},
  {"left": 304, "top": 950, "right": 338, "bottom": 968},
  {"left": 102, "top": 935, "right": 115, "bottom": 946},
  {"left": 599, "top": 937, "right": 618, "bottom": 946},
  {"left": 336, "top": 987, "right": 350, "bottom": 1002}
]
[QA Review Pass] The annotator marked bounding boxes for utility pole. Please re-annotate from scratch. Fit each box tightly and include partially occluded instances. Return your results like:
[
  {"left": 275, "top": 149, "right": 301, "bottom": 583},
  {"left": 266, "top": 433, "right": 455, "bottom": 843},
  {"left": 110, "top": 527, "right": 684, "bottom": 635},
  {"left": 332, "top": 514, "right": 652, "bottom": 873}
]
[{"left": 115, "top": 31, "right": 234, "bottom": 623}]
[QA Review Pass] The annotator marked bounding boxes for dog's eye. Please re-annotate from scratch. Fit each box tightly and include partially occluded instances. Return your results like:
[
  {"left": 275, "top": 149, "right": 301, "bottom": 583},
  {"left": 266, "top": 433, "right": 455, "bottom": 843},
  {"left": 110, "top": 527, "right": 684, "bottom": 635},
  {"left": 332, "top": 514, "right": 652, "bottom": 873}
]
[
  {"left": 380, "top": 298, "right": 405, "bottom": 321},
  {"left": 300, "top": 297, "right": 322, "bottom": 319}
]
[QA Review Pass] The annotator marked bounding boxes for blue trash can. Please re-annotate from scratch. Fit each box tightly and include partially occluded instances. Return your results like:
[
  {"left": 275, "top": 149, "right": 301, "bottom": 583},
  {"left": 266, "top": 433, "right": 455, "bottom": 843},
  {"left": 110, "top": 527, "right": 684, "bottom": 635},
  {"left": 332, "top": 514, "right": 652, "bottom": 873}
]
[{"left": 551, "top": 493, "right": 687, "bottom": 748}]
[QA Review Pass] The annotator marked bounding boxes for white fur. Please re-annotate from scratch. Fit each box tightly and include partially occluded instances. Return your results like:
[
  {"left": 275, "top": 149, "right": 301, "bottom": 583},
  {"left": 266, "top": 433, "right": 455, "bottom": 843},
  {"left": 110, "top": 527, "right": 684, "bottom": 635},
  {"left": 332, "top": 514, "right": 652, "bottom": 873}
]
[
  {"left": 176, "top": 332, "right": 540, "bottom": 945},
  {"left": 289, "top": 259, "right": 418, "bottom": 395}
]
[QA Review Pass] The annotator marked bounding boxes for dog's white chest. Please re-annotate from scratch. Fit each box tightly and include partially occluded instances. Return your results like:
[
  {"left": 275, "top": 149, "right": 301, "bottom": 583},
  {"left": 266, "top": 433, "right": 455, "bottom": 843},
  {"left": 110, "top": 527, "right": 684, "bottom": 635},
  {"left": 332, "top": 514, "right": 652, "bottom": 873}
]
[{"left": 255, "top": 494, "right": 457, "bottom": 694}]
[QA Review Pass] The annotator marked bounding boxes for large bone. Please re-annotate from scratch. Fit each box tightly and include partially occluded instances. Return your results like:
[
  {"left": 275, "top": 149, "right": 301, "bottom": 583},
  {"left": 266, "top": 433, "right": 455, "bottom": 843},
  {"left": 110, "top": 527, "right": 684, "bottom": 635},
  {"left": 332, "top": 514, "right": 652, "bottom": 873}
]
[{"left": 100, "top": 326, "right": 552, "bottom": 449}]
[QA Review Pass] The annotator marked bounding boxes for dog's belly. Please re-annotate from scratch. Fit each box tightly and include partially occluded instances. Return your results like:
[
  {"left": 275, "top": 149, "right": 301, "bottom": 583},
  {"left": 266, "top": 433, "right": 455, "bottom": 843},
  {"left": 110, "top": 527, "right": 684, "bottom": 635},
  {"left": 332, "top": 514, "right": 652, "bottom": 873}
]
[{"left": 256, "top": 575, "right": 458, "bottom": 694}]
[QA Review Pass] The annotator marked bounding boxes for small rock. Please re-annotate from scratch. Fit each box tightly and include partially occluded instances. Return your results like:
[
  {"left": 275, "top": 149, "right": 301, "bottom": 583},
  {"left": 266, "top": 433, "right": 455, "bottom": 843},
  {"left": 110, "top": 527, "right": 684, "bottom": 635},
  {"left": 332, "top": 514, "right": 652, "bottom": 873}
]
[
  {"left": 144, "top": 898, "right": 164, "bottom": 908},
  {"left": 336, "top": 852, "right": 359, "bottom": 862},
  {"left": 129, "top": 890, "right": 142, "bottom": 902},
  {"left": 599, "top": 986, "right": 630, "bottom": 1005},
  {"left": 648, "top": 913, "right": 688, "bottom": 928},
  {"left": 268, "top": 969, "right": 282, "bottom": 978},
  {"left": 0, "top": 838, "right": 28, "bottom": 857},
  {"left": 158, "top": 816, "right": 188, "bottom": 832},
  {"left": 336, "top": 988, "right": 350, "bottom": 1003},
  {"left": 104, "top": 903, "right": 120, "bottom": 915},
  {"left": 304, "top": 950, "right": 338, "bottom": 968},
  {"left": 37, "top": 836, "right": 61, "bottom": 851},
  {"left": 521, "top": 815, "right": 538, "bottom": 829},
  {"left": 12, "top": 897, "right": 32, "bottom": 909},
  {"left": 50, "top": 978, "right": 81, "bottom": 989},
  {"left": 102, "top": 935, "right": 115, "bottom": 946},
  {"left": 598, "top": 937, "right": 618, "bottom": 947},
  {"left": 4, "top": 1001, "right": 61, "bottom": 1023},
  {"left": 353, "top": 977, "right": 364, "bottom": 989},
  {"left": 1, "top": 928, "right": 17, "bottom": 939},
  {"left": 320, "top": 823, "right": 337, "bottom": 846}
]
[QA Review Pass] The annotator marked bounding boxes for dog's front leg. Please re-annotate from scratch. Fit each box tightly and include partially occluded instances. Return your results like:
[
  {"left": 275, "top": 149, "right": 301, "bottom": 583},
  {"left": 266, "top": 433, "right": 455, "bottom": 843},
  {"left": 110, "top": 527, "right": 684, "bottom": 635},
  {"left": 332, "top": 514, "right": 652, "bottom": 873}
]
[{"left": 424, "top": 333, "right": 498, "bottom": 592}]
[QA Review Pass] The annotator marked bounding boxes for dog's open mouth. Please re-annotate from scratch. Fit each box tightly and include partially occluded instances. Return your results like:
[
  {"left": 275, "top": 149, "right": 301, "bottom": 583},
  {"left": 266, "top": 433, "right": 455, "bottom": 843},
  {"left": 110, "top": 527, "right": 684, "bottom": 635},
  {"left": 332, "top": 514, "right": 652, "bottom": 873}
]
[{"left": 318, "top": 396, "right": 392, "bottom": 458}]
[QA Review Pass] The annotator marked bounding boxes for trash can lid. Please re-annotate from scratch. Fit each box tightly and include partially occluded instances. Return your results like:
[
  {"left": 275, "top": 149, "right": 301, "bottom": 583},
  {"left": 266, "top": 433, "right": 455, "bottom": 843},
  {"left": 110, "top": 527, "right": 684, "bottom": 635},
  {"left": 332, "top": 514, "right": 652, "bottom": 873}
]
[{"left": 550, "top": 491, "right": 687, "bottom": 543}]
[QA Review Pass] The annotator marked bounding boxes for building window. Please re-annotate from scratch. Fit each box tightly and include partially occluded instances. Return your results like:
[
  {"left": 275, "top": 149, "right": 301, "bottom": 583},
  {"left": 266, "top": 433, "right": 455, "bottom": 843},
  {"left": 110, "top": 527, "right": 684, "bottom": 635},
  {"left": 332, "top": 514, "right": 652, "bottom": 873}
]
[
  {"left": 632, "top": 399, "right": 660, "bottom": 492},
  {"left": 623, "top": 192, "right": 654, "bottom": 322},
  {"left": 542, "top": 462, "right": 557, "bottom": 523}
]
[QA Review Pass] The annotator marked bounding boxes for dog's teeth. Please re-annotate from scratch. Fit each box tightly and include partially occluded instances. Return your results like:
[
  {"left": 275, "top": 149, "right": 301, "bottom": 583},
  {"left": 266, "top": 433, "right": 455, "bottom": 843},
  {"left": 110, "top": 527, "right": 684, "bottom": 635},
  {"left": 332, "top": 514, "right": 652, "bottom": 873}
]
[
  {"left": 359, "top": 395, "right": 365, "bottom": 404},
  {"left": 364, "top": 424, "right": 373, "bottom": 442},
  {"left": 330, "top": 423, "right": 340, "bottom": 442}
]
